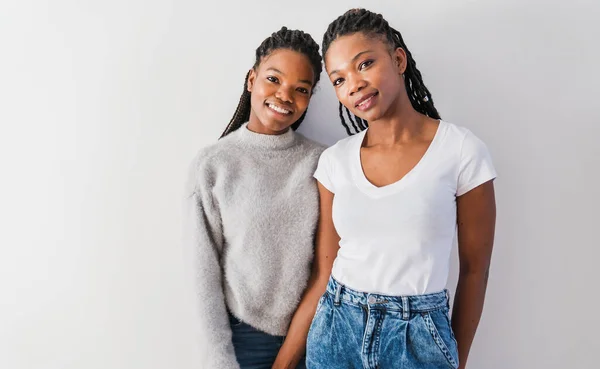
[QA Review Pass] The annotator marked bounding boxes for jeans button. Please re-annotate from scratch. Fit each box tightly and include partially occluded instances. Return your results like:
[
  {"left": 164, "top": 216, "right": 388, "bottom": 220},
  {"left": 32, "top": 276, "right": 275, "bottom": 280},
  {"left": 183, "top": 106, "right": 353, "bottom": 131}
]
[{"left": 368, "top": 295, "right": 376, "bottom": 304}]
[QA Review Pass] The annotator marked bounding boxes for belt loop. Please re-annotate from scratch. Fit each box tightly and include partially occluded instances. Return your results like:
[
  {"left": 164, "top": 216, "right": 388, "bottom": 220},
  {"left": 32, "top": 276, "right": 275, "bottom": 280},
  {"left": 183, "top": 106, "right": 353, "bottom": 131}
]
[
  {"left": 401, "top": 296, "right": 410, "bottom": 320},
  {"left": 445, "top": 289, "right": 450, "bottom": 309},
  {"left": 334, "top": 282, "right": 342, "bottom": 306}
]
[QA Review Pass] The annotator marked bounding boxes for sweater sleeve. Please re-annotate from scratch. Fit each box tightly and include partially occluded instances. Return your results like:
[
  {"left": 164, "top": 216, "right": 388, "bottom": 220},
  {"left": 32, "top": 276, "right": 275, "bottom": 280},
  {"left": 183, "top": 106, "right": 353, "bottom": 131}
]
[{"left": 183, "top": 154, "right": 240, "bottom": 369}]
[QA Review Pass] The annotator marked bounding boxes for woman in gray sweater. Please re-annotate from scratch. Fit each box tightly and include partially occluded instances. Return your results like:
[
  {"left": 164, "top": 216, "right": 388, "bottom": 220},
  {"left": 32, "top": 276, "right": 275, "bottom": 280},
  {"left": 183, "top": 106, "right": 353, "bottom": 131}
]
[{"left": 183, "top": 27, "right": 325, "bottom": 369}]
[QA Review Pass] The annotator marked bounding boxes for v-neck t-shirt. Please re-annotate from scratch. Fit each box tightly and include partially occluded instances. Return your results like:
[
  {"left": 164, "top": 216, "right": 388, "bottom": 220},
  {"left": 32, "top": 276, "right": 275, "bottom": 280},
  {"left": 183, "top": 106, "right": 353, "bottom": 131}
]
[{"left": 313, "top": 120, "right": 497, "bottom": 295}]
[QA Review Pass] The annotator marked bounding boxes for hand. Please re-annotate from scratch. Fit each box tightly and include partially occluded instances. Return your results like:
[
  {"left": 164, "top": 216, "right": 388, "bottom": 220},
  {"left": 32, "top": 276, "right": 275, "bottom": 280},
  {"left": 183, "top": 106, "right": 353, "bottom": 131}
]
[
  {"left": 271, "top": 357, "right": 298, "bottom": 369},
  {"left": 271, "top": 345, "right": 301, "bottom": 369}
]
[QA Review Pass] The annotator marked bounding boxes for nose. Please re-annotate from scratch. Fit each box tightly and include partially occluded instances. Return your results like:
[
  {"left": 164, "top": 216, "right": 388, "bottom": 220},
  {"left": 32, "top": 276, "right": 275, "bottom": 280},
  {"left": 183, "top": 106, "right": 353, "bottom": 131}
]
[
  {"left": 275, "top": 86, "right": 294, "bottom": 103},
  {"left": 348, "top": 73, "right": 367, "bottom": 97}
]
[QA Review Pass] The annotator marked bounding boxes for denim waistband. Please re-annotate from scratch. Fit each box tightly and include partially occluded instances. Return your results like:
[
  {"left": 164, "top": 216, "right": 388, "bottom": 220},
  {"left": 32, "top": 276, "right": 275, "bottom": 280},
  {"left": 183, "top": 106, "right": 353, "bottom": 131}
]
[{"left": 325, "top": 276, "right": 448, "bottom": 315}]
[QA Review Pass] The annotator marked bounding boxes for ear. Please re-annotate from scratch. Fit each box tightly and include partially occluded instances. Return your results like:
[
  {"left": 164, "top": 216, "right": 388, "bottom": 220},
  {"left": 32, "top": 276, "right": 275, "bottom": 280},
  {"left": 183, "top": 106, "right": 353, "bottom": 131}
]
[
  {"left": 247, "top": 69, "right": 257, "bottom": 92},
  {"left": 393, "top": 47, "right": 408, "bottom": 75}
]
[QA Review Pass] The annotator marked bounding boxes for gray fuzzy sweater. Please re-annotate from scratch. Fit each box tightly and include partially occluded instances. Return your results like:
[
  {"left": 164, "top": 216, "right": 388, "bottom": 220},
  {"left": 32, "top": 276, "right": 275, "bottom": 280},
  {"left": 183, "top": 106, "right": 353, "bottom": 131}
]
[{"left": 183, "top": 123, "right": 324, "bottom": 369}]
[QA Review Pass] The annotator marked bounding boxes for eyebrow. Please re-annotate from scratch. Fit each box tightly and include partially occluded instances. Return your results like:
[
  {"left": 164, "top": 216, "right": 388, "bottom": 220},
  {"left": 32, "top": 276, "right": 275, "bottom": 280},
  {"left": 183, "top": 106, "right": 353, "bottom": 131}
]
[
  {"left": 328, "top": 50, "right": 374, "bottom": 77},
  {"left": 266, "top": 67, "right": 313, "bottom": 86}
]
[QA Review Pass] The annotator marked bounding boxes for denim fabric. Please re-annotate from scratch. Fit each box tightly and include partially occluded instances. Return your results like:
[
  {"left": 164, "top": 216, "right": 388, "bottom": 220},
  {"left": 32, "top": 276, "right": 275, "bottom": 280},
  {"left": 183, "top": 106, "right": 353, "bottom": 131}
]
[
  {"left": 229, "top": 313, "right": 307, "bottom": 369},
  {"left": 306, "top": 277, "right": 459, "bottom": 369}
]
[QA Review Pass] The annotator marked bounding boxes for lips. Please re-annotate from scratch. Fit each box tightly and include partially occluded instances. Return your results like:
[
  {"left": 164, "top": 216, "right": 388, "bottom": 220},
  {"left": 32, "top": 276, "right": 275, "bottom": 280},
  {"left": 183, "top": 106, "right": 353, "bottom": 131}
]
[
  {"left": 265, "top": 102, "right": 294, "bottom": 115},
  {"left": 355, "top": 92, "right": 378, "bottom": 107},
  {"left": 354, "top": 92, "right": 379, "bottom": 111}
]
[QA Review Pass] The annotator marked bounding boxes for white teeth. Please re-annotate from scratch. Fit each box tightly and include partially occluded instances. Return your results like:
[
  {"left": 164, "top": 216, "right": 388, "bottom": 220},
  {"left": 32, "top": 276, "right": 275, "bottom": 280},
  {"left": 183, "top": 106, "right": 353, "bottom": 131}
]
[
  {"left": 358, "top": 95, "right": 374, "bottom": 107},
  {"left": 268, "top": 103, "right": 291, "bottom": 115}
]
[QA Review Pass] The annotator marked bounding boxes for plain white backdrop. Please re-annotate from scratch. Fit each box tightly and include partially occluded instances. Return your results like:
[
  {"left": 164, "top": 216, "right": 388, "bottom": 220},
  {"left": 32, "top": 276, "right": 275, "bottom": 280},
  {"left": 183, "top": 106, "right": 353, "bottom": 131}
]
[{"left": 1, "top": 0, "right": 599, "bottom": 368}]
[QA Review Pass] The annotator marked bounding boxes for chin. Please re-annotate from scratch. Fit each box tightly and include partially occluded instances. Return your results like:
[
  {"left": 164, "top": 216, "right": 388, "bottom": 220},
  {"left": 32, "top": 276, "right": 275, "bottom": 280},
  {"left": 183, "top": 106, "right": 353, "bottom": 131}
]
[
  {"left": 350, "top": 111, "right": 373, "bottom": 123},
  {"left": 344, "top": 106, "right": 369, "bottom": 122},
  {"left": 358, "top": 108, "right": 385, "bottom": 123}
]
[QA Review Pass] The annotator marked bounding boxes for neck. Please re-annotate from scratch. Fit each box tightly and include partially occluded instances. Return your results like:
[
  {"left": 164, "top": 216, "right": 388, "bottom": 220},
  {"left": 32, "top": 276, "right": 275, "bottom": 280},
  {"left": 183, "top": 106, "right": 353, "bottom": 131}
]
[
  {"left": 234, "top": 122, "right": 296, "bottom": 150},
  {"left": 247, "top": 113, "right": 290, "bottom": 136},
  {"left": 365, "top": 95, "right": 427, "bottom": 146}
]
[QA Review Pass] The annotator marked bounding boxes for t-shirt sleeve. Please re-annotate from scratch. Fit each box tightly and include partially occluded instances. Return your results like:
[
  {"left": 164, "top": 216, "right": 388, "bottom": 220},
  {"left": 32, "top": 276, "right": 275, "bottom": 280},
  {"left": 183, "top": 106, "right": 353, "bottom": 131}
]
[
  {"left": 456, "top": 130, "right": 497, "bottom": 196},
  {"left": 313, "top": 147, "right": 335, "bottom": 193}
]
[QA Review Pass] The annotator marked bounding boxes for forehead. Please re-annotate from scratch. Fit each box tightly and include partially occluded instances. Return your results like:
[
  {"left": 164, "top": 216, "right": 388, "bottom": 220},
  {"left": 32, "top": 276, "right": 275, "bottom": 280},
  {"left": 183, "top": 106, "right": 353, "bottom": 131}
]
[
  {"left": 258, "top": 49, "right": 314, "bottom": 79},
  {"left": 325, "top": 33, "right": 389, "bottom": 71}
]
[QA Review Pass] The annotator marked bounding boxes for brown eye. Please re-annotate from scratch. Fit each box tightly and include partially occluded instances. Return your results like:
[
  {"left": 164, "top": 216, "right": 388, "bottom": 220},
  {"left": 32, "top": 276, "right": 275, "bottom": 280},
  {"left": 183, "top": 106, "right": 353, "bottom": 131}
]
[
  {"left": 359, "top": 60, "right": 374, "bottom": 70},
  {"left": 333, "top": 78, "right": 344, "bottom": 87},
  {"left": 266, "top": 76, "right": 279, "bottom": 83}
]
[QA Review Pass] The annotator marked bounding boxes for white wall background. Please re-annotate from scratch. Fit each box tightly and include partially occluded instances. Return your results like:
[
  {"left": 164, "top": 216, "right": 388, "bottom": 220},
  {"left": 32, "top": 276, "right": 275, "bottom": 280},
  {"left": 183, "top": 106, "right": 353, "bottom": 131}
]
[{"left": 1, "top": 0, "right": 599, "bottom": 368}]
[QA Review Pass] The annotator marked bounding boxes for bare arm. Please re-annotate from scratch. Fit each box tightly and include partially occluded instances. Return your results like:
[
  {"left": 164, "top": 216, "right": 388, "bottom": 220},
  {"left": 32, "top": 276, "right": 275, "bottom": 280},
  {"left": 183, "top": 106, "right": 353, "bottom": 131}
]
[
  {"left": 451, "top": 180, "right": 496, "bottom": 369},
  {"left": 272, "top": 182, "right": 340, "bottom": 369}
]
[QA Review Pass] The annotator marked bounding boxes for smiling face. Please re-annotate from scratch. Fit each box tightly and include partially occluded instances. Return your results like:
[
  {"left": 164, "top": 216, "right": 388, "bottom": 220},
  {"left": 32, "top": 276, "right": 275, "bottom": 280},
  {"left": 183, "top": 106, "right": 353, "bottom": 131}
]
[
  {"left": 246, "top": 48, "right": 315, "bottom": 135},
  {"left": 325, "top": 32, "right": 409, "bottom": 123}
]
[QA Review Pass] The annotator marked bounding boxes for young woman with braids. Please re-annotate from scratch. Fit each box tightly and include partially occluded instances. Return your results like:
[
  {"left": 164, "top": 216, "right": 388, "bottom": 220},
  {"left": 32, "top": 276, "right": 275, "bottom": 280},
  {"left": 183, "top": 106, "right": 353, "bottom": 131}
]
[
  {"left": 273, "top": 9, "right": 497, "bottom": 369},
  {"left": 183, "top": 27, "right": 324, "bottom": 369}
]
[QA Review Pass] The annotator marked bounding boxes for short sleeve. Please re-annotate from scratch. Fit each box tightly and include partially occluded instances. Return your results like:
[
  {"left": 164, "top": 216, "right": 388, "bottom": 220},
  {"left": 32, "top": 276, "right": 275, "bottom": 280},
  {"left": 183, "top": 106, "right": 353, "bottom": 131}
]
[
  {"left": 313, "top": 147, "right": 335, "bottom": 193},
  {"left": 457, "top": 130, "right": 497, "bottom": 196}
]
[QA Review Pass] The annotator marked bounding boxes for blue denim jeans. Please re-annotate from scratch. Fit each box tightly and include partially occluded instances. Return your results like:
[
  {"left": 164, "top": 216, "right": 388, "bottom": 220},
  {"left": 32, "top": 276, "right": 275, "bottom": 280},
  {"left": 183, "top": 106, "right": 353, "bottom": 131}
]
[
  {"left": 229, "top": 313, "right": 307, "bottom": 369},
  {"left": 306, "top": 277, "right": 459, "bottom": 369}
]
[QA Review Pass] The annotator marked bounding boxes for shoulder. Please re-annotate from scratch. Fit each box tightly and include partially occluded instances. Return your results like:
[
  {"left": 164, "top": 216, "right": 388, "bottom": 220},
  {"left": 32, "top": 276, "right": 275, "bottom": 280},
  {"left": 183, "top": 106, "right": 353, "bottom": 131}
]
[
  {"left": 439, "top": 120, "right": 490, "bottom": 155},
  {"left": 294, "top": 132, "right": 327, "bottom": 158},
  {"left": 191, "top": 135, "right": 238, "bottom": 170},
  {"left": 185, "top": 135, "right": 240, "bottom": 194},
  {"left": 320, "top": 131, "right": 363, "bottom": 162},
  {"left": 440, "top": 120, "right": 471, "bottom": 142}
]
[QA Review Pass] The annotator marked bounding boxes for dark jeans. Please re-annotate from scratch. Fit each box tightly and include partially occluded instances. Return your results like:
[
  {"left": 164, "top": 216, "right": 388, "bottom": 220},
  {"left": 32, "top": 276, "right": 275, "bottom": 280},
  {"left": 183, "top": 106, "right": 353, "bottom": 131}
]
[{"left": 229, "top": 313, "right": 307, "bottom": 369}]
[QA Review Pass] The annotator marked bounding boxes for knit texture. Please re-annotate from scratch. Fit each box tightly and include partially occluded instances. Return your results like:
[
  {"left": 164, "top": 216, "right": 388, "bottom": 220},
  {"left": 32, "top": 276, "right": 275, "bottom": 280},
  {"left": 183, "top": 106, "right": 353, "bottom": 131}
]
[{"left": 183, "top": 123, "right": 325, "bottom": 368}]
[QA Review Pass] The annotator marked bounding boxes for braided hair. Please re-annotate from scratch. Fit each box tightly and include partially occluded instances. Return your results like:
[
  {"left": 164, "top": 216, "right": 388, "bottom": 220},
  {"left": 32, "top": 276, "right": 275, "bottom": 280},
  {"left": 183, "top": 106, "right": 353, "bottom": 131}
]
[
  {"left": 322, "top": 8, "right": 440, "bottom": 135},
  {"left": 220, "top": 27, "right": 322, "bottom": 138}
]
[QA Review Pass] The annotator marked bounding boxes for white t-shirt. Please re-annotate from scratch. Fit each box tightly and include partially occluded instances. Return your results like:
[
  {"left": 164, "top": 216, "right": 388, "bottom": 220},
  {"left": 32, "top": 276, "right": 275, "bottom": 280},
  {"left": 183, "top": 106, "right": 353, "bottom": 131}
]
[{"left": 314, "top": 120, "right": 497, "bottom": 295}]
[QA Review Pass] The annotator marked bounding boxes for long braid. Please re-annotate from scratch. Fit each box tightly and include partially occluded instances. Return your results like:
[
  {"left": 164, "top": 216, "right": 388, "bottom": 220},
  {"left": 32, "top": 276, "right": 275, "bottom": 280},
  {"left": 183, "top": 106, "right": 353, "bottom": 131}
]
[
  {"left": 220, "top": 71, "right": 251, "bottom": 138},
  {"left": 220, "top": 27, "right": 322, "bottom": 138},
  {"left": 322, "top": 8, "right": 440, "bottom": 135},
  {"left": 345, "top": 106, "right": 360, "bottom": 133},
  {"left": 348, "top": 106, "right": 368, "bottom": 130},
  {"left": 339, "top": 102, "right": 352, "bottom": 136},
  {"left": 359, "top": 116, "right": 368, "bottom": 130}
]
